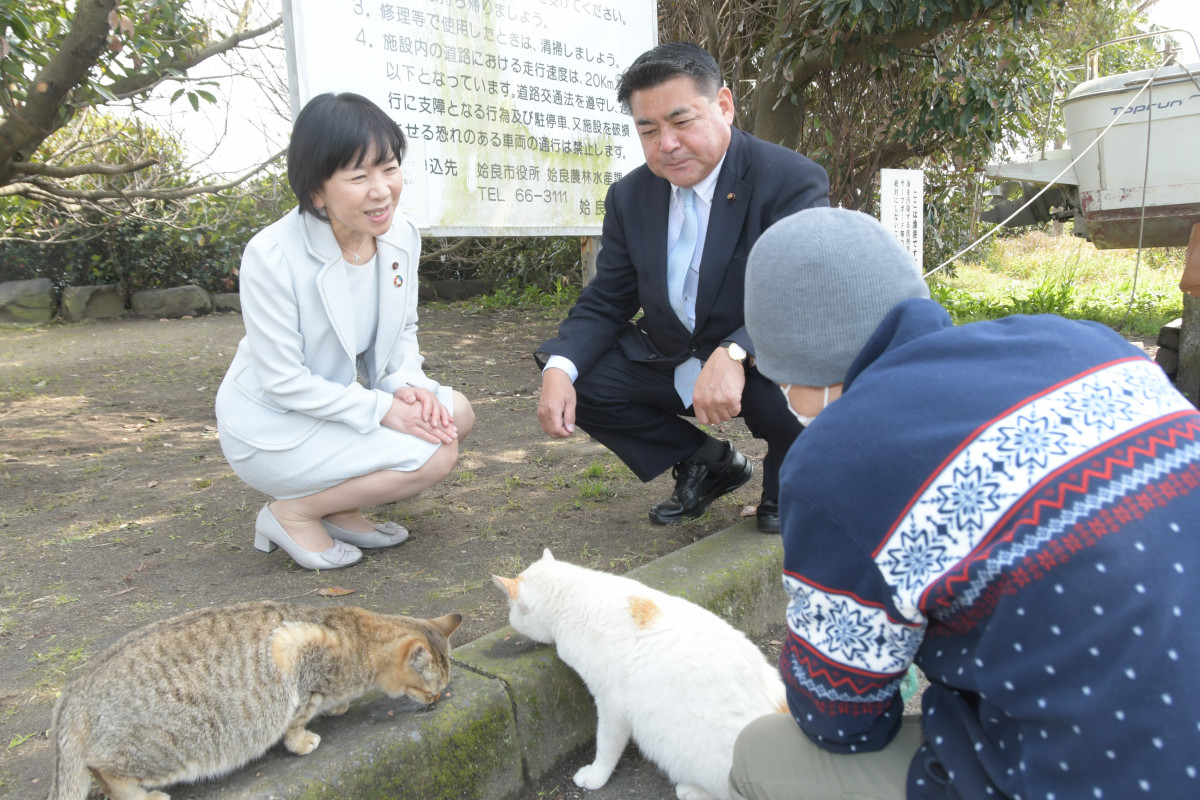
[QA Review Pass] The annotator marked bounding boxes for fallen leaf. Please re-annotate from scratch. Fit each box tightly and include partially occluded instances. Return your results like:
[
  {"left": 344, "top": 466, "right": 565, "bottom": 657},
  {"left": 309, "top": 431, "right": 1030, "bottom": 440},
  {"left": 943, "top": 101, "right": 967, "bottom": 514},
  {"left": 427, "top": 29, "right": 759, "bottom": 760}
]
[
  {"left": 316, "top": 587, "right": 356, "bottom": 597},
  {"left": 739, "top": 504, "right": 757, "bottom": 518},
  {"left": 146, "top": 480, "right": 158, "bottom": 488}
]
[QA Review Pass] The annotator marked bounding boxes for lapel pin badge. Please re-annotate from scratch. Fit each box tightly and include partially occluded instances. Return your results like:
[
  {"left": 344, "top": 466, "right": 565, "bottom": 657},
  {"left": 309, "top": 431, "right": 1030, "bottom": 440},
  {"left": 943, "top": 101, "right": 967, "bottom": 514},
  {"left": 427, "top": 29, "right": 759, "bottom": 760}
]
[
  {"left": 394, "top": 275, "right": 404, "bottom": 288},
  {"left": 727, "top": 192, "right": 736, "bottom": 201}
]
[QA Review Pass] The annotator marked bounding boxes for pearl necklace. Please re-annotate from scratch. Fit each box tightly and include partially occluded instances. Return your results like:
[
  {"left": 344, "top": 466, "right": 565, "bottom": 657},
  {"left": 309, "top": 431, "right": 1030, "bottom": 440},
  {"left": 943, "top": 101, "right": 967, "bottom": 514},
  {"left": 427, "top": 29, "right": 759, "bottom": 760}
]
[{"left": 339, "top": 232, "right": 371, "bottom": 264}]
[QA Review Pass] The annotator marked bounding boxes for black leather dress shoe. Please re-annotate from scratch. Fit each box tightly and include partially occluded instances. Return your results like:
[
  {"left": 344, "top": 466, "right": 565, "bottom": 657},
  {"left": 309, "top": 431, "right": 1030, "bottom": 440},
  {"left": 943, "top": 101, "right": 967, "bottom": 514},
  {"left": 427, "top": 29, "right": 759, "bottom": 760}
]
[
  {"left": 648, "top": 445, "right": 754, "bottom": 524},
  {"left": 756, "top": 499, "right": 780, "bottom": 533}
]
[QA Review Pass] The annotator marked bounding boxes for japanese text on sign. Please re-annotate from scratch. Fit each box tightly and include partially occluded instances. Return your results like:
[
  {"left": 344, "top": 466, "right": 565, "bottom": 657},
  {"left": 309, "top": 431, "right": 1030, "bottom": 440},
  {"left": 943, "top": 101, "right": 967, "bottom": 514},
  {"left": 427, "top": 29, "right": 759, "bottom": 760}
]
[
  {"left": 880, "top": 168, "right": 925, "bottom": 268},
  {"left": 283, "top": 0, "right": 657, "bottom": 236}
]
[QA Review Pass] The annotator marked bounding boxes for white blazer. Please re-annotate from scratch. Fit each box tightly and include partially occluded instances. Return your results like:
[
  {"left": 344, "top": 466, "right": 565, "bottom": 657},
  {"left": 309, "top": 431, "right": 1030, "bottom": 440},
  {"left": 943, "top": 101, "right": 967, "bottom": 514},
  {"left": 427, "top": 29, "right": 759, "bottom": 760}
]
[{"left": 215, "top": 207, "right": 438, "bottom": 451}]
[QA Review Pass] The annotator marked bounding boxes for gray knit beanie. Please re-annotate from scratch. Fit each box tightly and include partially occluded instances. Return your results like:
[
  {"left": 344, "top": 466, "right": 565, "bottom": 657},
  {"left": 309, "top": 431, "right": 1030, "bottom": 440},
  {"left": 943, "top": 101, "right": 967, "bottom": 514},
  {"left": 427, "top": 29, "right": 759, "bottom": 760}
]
[{"left": 745, "top": 207, "right": 929, "bottom": 386}]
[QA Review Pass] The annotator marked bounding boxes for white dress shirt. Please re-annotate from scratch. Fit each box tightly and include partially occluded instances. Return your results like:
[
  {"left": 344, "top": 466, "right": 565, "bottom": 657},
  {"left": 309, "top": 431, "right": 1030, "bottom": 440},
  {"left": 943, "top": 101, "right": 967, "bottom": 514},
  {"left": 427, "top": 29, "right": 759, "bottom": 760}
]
[{"left": 545, "top": 154, "right": 727, "bottom": 382}]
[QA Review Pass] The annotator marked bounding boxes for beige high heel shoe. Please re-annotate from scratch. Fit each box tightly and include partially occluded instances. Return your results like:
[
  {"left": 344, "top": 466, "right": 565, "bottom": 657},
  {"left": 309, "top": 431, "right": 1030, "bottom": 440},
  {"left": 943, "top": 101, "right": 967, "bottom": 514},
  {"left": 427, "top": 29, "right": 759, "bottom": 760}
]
[
  {"left": 322, "top": 519, "right": 409, "bottom": 549},
  {"left": 253, "top": 504, "right": 362, "bottom": 570}
]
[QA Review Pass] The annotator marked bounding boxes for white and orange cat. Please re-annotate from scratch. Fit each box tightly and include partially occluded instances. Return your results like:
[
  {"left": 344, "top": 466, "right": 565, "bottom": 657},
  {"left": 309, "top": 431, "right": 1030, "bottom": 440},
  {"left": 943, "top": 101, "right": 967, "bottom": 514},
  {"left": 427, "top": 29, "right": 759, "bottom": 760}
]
[
  {"left": 48, "top": 601, "right": 461, "bottom": 800},
  {"left": 493, "top": 549, "right": 786, "bottom": 800}
]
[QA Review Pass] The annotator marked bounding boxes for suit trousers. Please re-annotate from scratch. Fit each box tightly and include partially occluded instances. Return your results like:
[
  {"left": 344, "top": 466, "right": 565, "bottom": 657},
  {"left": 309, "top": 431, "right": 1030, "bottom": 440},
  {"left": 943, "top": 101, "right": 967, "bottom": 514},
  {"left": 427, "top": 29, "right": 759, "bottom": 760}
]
[{"left": 564, "top": 344, "right": 803, "bottom": 501}]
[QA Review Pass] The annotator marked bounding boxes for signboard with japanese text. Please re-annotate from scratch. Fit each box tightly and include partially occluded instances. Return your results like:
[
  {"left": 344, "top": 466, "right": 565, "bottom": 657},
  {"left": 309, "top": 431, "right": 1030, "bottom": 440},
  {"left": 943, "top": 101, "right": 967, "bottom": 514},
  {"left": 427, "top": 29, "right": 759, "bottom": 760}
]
[
  {"left": 283, "top": 0, "right": 657, "bottom": 236},
  {"left": 880, "top": 168, "right": 925, "bottom": 268}
]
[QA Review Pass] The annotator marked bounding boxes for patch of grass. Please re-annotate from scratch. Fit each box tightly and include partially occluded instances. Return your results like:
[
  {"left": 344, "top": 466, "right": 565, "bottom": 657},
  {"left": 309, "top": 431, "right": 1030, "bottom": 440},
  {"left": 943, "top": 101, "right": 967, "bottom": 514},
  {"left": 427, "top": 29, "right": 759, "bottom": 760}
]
[
  {"left": 580, "top": 460, "right": 604, "bottom": 480},
  {"left": 578, "top": 478, "right": 614, "bottom": 501},
  {"left": 0, "top": 586, "right": 23, "bottom": 637},
  {"left": 934, "top": 231, "right": 1184, "bottom": 337},
  {"left": 33, "top": 644, "right": 85, "bottom": 668},
  {"left": 8, "top": 732, "right": 36, "bottom": 750},
  {"left": 452, "top": 469, "right": 477, "bottom": 485},
  {"left": 0, "top": 375, "right": 55, "bottom": 401},
  {"left": 576, "top": 541, "right": 600, "bottom": 564},
  {"left": 428, "top": 578, "right": 486, "bottom": 600},
  {"left": 471, "top": 277, "right": 580, "bottom": 311},
  {"left": 490, "top": 552, "right": 528, "bottom": 578},
  {"left": 545, "top": 472, "right": 572, "bottom": 490}
]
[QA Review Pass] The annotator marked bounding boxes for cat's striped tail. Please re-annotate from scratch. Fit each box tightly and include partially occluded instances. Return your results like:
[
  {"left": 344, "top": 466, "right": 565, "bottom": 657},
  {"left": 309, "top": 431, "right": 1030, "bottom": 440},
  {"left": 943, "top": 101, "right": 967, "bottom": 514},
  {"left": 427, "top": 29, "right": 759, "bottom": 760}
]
[{"left": 47, "top": 693, "right": 90, "bottom": 800}]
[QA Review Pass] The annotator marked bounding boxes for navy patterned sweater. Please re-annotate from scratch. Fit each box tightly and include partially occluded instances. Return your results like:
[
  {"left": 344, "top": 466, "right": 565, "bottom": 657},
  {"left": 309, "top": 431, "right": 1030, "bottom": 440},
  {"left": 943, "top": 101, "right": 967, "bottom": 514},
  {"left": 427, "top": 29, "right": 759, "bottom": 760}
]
[{"left": 778, "top": 298, "right": 1200, "bottom": 799}]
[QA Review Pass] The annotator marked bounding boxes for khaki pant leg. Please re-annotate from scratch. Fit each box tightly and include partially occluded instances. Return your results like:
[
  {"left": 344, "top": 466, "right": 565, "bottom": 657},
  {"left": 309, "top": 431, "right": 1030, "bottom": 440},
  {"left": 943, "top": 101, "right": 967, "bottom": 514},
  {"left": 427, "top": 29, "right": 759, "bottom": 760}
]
[{"left": 729, "top": 713, "right": 923, "bottom": 800}]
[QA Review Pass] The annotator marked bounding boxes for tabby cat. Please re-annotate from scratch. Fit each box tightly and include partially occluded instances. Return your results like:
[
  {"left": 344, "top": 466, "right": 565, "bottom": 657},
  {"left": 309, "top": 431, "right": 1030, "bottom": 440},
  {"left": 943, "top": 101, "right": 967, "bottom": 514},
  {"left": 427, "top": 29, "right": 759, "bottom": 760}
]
[
  {"left": 494, "top": 549, "right": 786, "bottom": 800},
  {"left": 48, "top": 600, "right": 461, "bottom": 800}
]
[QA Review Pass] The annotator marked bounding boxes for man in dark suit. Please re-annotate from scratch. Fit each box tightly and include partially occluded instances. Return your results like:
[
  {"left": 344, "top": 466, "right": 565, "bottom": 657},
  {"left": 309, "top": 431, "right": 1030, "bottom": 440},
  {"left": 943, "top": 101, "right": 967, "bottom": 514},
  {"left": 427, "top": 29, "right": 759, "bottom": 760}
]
[{"left": 536, "top": 42, "right": 830, "bottom": 532}]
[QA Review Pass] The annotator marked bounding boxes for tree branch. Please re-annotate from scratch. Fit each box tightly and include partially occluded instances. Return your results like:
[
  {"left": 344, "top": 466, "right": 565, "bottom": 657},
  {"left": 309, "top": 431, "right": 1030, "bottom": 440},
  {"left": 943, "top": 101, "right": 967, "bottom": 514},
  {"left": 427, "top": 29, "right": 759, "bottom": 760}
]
[
  {"left": 0, "top": 149, "right": 284, "bottom": 203},
  {"left": 104, "top": 16, "right": 283, "bottom": 102},
  {"left": 11, "top": 158, "right": 159, "bottom": 178},
  {"left": 786, "top": 13, "right": 985, "bottom": 88}
]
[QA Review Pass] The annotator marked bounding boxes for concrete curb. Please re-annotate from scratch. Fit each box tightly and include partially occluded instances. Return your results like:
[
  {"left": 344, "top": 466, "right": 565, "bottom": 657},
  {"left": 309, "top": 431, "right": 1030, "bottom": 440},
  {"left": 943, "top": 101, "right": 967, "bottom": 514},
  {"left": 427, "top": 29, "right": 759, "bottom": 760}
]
[{"left": 179, "top": 520, "right": 784, "bottom": 800}]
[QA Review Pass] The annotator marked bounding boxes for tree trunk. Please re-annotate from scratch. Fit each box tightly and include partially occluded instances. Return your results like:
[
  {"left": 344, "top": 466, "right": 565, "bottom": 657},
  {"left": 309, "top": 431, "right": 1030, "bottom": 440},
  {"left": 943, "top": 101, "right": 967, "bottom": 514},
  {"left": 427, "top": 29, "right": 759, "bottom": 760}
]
[
  {"left": 1178, "top": 224, "right": 1200, "bottom": 406},
  {"left": 751, "top": 69, "right": 806, "bottom": 148},
  {"left": 0, "top": 0, "right": 118, "bottom": 184}
]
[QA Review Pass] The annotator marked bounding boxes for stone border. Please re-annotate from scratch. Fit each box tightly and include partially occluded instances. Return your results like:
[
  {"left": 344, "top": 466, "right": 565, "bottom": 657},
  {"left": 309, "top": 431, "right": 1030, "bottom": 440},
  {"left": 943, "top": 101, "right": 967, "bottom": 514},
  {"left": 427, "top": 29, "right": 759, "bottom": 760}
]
[{"left": 0, "top": 279, "right": 498, "bottom": 325}]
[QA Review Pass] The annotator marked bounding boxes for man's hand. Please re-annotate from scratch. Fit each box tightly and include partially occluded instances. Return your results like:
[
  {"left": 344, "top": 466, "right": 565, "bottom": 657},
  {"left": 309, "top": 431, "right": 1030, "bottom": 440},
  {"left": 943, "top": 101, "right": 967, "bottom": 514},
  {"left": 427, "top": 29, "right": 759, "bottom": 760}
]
[
  {"left": 538, "top": 367, "right": 577, "bottom": 438},
  {"left": 383, "top": 387, "right": 457, "bottom": 444},
  {"left": 692, "top": 349, "right": 745, "bottom": 424}
]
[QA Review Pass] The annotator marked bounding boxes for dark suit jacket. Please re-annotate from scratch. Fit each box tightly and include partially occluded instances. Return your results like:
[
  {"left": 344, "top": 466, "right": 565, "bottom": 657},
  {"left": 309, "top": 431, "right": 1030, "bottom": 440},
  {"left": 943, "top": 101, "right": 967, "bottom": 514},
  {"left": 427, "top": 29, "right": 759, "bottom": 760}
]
[{"left": 538, "top": 127, "right": 830, "bottom": 374}]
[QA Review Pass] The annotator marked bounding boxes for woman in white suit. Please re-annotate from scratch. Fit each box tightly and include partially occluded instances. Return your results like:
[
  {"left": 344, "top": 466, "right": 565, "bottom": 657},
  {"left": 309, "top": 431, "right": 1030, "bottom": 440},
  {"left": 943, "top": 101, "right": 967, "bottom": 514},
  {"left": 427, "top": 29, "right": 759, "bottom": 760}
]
[{"left": 215, "top": 93, "right": 474, "bottom": 570}]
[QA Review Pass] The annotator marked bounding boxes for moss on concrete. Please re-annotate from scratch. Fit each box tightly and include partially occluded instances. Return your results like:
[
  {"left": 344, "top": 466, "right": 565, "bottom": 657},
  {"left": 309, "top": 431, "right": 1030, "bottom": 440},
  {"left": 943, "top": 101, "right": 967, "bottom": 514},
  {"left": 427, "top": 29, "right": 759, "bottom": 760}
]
[{"left": 295, "top": 700, "right": 521, "bottom": 800}]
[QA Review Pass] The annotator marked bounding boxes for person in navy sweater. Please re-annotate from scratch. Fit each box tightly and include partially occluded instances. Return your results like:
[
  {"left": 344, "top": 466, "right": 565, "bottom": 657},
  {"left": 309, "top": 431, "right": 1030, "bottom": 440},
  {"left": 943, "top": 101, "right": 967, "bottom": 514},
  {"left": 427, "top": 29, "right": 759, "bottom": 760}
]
[{"left": 730, "top": 207, "right": 1200, "bottom": 799}]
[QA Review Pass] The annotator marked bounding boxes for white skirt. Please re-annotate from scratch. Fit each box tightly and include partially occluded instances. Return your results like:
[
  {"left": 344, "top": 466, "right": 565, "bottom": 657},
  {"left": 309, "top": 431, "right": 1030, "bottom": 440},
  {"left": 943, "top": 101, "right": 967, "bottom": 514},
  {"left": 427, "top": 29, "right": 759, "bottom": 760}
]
[{"left": 218, "top": 385, "right": 454, "bottom": 499}]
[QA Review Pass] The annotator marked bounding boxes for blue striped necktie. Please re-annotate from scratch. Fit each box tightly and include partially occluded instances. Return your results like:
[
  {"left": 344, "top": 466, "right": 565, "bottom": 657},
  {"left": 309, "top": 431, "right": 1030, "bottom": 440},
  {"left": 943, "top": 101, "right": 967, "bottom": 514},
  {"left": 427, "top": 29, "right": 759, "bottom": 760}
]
[
  {"left": 667, "top": 187, "right": 702, "bottom": 407},
  {"left": 667, "top": 187, "right": 697, "bottom": 325}
]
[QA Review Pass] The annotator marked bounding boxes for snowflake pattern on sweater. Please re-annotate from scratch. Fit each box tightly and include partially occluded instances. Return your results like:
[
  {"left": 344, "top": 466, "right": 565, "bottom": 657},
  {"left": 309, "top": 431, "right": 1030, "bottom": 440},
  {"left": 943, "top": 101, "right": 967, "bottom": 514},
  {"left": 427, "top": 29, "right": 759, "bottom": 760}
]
[{"left": 779, "top": 301, "right": 1200, "bottom": 800}]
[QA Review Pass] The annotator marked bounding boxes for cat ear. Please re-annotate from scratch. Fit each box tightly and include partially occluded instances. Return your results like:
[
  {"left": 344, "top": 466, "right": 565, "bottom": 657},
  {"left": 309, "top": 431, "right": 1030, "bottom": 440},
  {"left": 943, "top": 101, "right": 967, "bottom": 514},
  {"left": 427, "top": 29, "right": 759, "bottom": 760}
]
[
  {"left": 430, "top": 612, "right": 463, "bottom": 638},
  {"left": 542, "top": 548, "right": 554, "bottom": 562},
  {"left": 408, "top": 642, "right": 431, "bottom": 672},
  {"left": 492, "top": 575, "right": 520, "bottom": 599}
]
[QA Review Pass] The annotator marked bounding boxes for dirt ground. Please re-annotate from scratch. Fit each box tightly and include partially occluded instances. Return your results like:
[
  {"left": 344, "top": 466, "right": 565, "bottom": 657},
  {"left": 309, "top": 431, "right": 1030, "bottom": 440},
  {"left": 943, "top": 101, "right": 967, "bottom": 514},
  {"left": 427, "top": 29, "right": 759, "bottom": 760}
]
[{"left": 0, "top": 304, "right": 770, "bottom": 799}]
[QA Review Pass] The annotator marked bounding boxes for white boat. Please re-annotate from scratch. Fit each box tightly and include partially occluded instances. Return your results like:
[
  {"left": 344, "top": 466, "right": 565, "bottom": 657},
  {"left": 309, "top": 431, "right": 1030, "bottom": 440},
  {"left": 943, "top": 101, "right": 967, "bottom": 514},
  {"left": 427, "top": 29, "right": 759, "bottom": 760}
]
[{"left": 984, "top": 33, "right": 1200, "bottom": 249}]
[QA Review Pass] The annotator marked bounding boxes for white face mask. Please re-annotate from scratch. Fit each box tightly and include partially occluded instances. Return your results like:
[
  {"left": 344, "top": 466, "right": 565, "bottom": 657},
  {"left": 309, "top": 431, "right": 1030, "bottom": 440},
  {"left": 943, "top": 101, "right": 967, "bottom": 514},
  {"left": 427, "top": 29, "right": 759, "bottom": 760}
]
[{"left": 780, "top": 384, "right": 830, "bottom": 427}]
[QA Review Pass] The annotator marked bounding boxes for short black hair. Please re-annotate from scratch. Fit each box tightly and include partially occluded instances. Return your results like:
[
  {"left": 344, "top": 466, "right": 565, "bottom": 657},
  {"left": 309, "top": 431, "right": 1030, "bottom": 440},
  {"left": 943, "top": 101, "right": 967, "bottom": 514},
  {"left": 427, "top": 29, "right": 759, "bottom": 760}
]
[
  {"left": 616, "top": 42, "right": 723, "bottom": 113},
  {"left": 286, "top": 93, "right": 407, "bottom": 217}
]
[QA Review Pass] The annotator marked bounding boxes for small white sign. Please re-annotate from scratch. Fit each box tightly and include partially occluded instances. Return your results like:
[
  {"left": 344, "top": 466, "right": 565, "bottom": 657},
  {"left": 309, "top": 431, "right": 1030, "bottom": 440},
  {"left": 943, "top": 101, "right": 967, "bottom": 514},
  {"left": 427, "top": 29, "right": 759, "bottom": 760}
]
[{"left": 880, "top": 169, "right": 924, "bottom": 268}]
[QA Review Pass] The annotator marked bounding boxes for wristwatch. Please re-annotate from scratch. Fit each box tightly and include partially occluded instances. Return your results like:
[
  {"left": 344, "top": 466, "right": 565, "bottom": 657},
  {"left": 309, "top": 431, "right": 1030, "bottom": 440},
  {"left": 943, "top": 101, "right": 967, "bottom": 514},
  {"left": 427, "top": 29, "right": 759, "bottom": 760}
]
[{"left": 723, "top": 341, "right": 752, "bottom": 365}]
